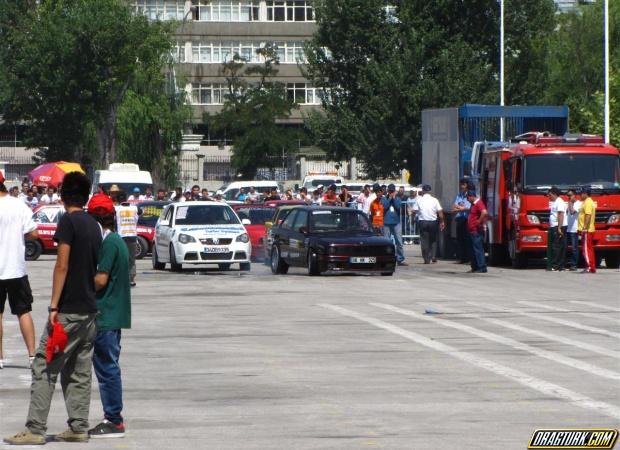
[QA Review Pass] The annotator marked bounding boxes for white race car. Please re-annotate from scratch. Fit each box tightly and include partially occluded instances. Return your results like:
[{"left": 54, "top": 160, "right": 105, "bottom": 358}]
[{"left": 152, "top": 201, "right": 251, "bottom": 272}]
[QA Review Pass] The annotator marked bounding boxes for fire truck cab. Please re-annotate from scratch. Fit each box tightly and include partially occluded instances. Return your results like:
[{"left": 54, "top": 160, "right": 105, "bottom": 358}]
[{"left": 476, "top": 133, "right": 620, "bottom": 268}]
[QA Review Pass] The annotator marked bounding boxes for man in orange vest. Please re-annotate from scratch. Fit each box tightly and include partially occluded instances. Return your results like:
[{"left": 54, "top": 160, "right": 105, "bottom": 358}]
[{"left": 369, "top": 184, "right": 385, "bottom": 229}]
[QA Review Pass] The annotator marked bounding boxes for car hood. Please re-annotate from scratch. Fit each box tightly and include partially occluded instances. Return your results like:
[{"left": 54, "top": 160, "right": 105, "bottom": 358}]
[
  {"left": 314, "top": 233, "right": 391, "bottom": 246},
  {"left": 177, "top": 225, "right": 247, "bottom": 236}
]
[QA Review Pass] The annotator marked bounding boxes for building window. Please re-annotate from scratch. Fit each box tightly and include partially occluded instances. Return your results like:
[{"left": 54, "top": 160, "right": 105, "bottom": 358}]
[
  {"left": 273, "top": 41, "right": 307, "bottom": 64},
  {"left": 191, "top": 83, "right": 228, "bottom": 105},
  {"left": 192, "top": 42, "right": 264, "bottom": 63},
  {"left": 172, "top": 43, "right": 186, "bottom": 63},
  {"left": 266, "top": 1, "right": 314, "bottom": 22},
  {"left": 134, "top": 0, "right": 185, "bottom": 21},
  {"left": 196, "top": 1, "right": 259, "bottom": 22},
  {"left": 286, "top": 83, "right": 320, "bottom": 105}
]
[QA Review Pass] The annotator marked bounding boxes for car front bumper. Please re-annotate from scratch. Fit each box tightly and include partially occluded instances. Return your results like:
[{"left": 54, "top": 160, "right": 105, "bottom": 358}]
[
  {"left": 317, "top": 255, "right": 396, "bottom": 273},
  {"left": 172, "top": 241, "right": 251, "bottom": 265}
]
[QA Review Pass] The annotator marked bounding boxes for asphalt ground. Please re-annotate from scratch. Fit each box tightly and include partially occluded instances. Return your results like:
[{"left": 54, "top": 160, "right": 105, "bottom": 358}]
[{"left": 1, "top": 246, "right": 619, "bottom": 449}]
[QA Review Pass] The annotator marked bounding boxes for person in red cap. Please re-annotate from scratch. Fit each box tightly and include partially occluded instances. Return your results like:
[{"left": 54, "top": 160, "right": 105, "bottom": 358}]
[
  {"left": 86, "top": 194, "right": 131, "bottom": 439},
  {"left": 5, "top": 172, "right": 102, "bottom": 446},
  {"left": 0, "top": 170, "right": 38, "bottom": 371}
]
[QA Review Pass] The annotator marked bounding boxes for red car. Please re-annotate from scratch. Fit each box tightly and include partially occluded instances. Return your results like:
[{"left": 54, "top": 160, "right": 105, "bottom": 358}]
[
  {"left": 27, "top": 204, "right": 65, "bottom": 260},
  {"left": 26, "top": 201, "right": 168, "bottom": 261},
  {"left": 135, "top": 201, "right": 169, "bottom": 259},
  {"left": 232, "top": 201, "right": 305, "bottom": 261}
]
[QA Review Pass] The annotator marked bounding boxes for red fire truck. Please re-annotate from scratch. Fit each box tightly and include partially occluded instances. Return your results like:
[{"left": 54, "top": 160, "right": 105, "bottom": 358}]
[{"left": 475, "top": 133, "right": 620, "bottom": 268}]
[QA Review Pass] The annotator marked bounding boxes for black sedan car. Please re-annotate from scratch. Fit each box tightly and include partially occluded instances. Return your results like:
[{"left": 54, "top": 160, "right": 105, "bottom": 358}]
[{"left": 269, "top": 206, "right": 396, "bottom": 276}]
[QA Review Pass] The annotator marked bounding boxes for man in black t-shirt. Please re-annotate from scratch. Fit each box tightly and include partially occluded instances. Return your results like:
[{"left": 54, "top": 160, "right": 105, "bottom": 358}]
[{"left": 5, "top": 172, "right": 102, "bottom": 446}]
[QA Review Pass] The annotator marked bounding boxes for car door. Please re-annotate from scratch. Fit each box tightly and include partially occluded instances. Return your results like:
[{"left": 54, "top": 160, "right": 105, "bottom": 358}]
[
  {"left": 275, "top": 209, "right": 298, "bottom": 263},
  {"left": 289, "top": 209, "right": 309, "bottom": 265},
  {"left": 156, "top": 205, "right": 174, "bottom": 261}
]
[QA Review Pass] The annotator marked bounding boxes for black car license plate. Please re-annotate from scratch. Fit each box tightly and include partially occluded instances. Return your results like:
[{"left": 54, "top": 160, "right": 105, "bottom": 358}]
[{"left": 350, "top": 257, "right": 376, "bottom": 264}]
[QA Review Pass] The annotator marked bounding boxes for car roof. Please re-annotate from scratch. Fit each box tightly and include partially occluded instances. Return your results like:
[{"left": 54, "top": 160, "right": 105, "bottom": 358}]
[
  {"left": 232, "top": 204, "right": 275, "bottom": 209},
  {"left": 296, "top": 206, "right": 359, "bottom": 212},
  {"left": 169, "top": 201, "right": 231, "bottom": 207}
]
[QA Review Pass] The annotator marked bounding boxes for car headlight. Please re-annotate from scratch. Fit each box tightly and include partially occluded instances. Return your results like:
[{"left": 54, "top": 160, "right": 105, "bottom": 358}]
[
  {"left": 526, "top": 214, "right": 540, "bottom": 224},
  {"left": 236, "top": 233, "right": 249, "bottom": 243},
  {"left": 608, "top": 214, "right": 620, "bottom": 224},
  {"left": 178, "top": 233, "right": 196, "bottom": 244}
]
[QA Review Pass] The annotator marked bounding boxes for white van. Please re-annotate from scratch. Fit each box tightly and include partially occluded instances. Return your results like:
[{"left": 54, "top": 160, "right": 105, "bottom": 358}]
[
  {"left": 220, "top": 181, "right": 281, "bottom": 202},
  {"left": 92, "top": 163, "right": 153, "bottom": 195},
  {"left": 301, "top": 174, "right": 343, "bottom": 191}
]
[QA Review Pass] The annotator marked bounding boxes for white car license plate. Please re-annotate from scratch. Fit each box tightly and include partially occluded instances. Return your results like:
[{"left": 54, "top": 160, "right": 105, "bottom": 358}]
[
  {"left": 204, "top": 247, "right": 229, "bottom": 253},
  {"left": 350, "top": 257, "right": 376, "bottom": 264}
]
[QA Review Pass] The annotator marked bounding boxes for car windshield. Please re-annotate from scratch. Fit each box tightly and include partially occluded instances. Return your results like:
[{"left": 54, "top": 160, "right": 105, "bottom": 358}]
[
  {"left": 138, "top": 204, "right": 166, "bottom": 227},
  {"left": 524, "top": 154, "right": 620, "bottom": 193},
  {"left": 235, "top": 208, "right": 274, "bottom": 225},
  {"left": 175, "top": 205, "right": 241, "bottom": 225},
  {"left": 309, "top": 210, "right": 373, "bottom": 233}
]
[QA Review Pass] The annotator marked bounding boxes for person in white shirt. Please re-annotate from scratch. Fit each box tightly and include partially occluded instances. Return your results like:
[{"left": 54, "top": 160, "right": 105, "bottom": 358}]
[
  {"left": 24, "top": 189, "right": 39, "bottom": 209},
  {"left": 114, "top": 192, "right": 139, "bottom": 286},
  {"left": 0, "top": 171, "right": 37, "bottom": 369},
  {"left": 415, "top": 185, "right": 445, "bottom": 264},
  {"left": 39, "top": 186, "right": 60, "bottom": 205},
  {"left": 356, "top": 185, "right": 373, "bottom": 215},
  {"left": 547, "top": 187, "right": 567, "bottom": 271},
  {"left": 565, "top": 188, "right": 582, "bottom": 271}
]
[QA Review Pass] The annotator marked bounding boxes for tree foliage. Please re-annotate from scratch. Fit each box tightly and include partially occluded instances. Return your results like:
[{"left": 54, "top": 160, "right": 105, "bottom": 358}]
[
  {"left": 305, "top": 0, "right": 557, "bottom": 181},
  {"left": 208, "top": 46, "right": 299, "bottom": 180},
  {"left": 0, "top": 0, "right": 176, "bottom": 168},
  {"left": 544, "top": 0, "right": 619, "bottom": 141}
]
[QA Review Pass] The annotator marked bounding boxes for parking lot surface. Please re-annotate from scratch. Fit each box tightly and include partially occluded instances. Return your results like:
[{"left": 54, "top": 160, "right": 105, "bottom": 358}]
[{"left": 1, "top": 247, "right": 618, "bottom": 449}]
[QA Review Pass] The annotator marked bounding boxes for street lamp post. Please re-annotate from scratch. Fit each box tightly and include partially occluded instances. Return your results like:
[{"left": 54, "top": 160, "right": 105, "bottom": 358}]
[{"left": 604, "top": 0, "right": 610, "bottom": 144}]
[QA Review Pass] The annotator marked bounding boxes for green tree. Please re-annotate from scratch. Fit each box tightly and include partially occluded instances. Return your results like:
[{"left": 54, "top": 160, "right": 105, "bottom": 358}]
[
  {"left": 579, "top": 71, "right": 620, "bottom": 146},
  {"left": 208, "top": 47, "right": 298, "bottom": 180},
  {"left": 305, "top": 0, "right": 556, "bottom": 181},
  {"left": 545, "top": 0, "right": 619, "bottom": 135},
  {"left": 116, "top": 62, "right": 191, "bottom": 189},
  {"left": 0, "top": 0, "right": 175, "bottom": 167}
]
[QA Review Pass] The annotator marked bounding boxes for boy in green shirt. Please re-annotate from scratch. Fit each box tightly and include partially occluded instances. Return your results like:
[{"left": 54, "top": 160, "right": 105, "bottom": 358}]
[{"left": 86, "top": 194, "right": 131, "bottom": 438}]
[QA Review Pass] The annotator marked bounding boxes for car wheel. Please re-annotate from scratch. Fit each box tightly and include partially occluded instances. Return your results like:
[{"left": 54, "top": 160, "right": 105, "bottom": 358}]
[
  {"left": 135, "top": 236, "right": 149, "bottom": 260},
  {"left": 381, "top": 272, "right": 394, "bottom": 276},
  {"left": 170, "top": 245, "right": 182, "bottom": 272},
  {"left": 307, "top": 250, "right": 320, "bottom": 276},
  {"left": 270, "top": 246, "right": 289, "bottom": 274},
  {"left": 240, "top": 262, "right": 251, "bottom": 271},
  {"left": 218, "top": 263, "right": 231, "bottom": 271},
  {"left": 25, "top": 240, "right": 43, "bottom": 261},
  {"left": 152, "top": 245, "right": 165, "bottom": 270},
  {"left": 604, "top": 252, "right": 620, "bottom": 269}
]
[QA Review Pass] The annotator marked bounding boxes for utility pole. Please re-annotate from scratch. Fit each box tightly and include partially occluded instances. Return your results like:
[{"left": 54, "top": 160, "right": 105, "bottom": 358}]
[
  {"left": 604, "top": 0, "right": 610, "bottom": 144},
  {"left": 500, "top": 0, "right": 505, "bottom": 141}
]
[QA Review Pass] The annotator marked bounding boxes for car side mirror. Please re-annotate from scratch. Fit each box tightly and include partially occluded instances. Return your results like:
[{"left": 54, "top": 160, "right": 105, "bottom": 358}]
[
  {"left": 265, "top": 221, "right": 273, "bottom": 228},
  {"left": 241, "top": 218, "right": 251, "bottom": 225},
  {"left": 299, "top": 226, "right": 309, "bottom": 235}
]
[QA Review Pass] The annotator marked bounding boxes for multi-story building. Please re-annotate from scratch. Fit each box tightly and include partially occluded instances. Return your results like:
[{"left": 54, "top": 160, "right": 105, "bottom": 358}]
[{"left": 133, "top": 1, "right": 343, "bottom": 185}]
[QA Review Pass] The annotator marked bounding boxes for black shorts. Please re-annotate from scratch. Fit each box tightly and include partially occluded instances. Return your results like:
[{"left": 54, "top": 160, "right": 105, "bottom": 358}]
[{"left": 0, "top": 276, "right": 34, "bottom": 315}]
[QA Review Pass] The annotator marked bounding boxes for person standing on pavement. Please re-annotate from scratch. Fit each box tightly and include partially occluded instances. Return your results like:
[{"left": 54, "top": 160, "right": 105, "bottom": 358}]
[
  {"left": 86, "top": 194, "right": 131, "bottom": 439},
  {"left": 381, "top": 184, "right": 407, "bottom": 266},
  {"left": 578, "top": 187, "right": 597, "bottom": 273},
  {"left": 0, "top": 171, "right": 37, "bottom": 370},
  {"left": 466, "top": 190, "right": 488, "bottom": 273},
  {"left": 356, "top": 184, "right": 373, "bottom": 215},
  {"left": 415, "top": 185, "right": 445, "bottom": 264},
  {"left": 547, "top": 187, "right": 567, "bottom": 271},
  {"left": 565, "top": 189, "right": 582, "bottom": 271},
  {"left": 114, "top": 192, "right": 139, "bottom": 287},
  {"left": 369, "top": 185, "right": 385, "bottom": 230},
  {"left": 451, "top": 178, "right": 472, "bottom": 264},
  {"left": 4, "top": 172, "right": 102, "bottom": 445}
]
